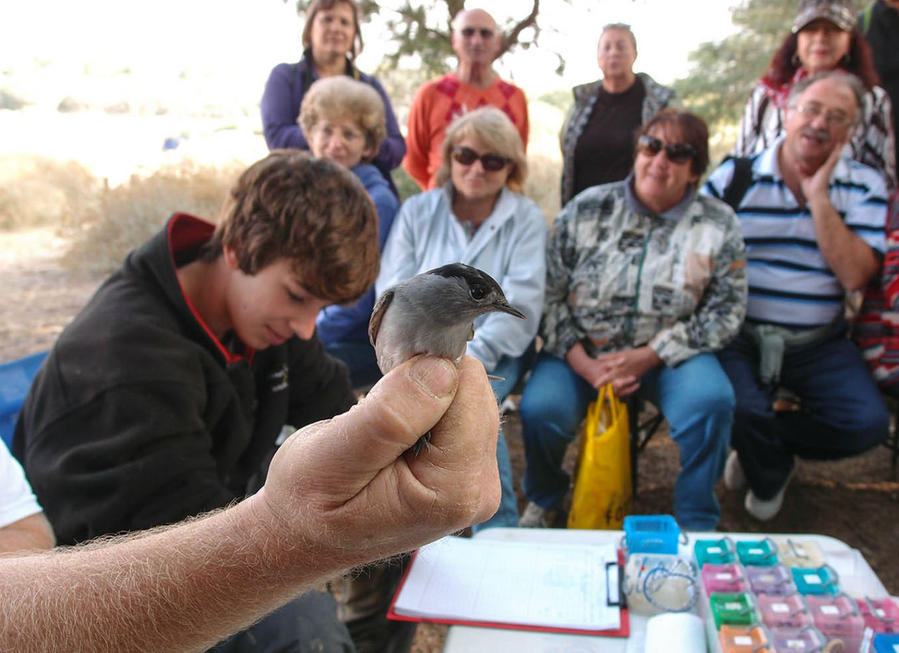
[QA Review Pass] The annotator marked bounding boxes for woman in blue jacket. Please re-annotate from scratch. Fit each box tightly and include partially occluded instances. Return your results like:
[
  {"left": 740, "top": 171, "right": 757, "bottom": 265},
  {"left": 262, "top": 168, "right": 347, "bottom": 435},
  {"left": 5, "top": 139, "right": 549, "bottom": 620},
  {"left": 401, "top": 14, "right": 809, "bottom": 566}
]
[{"left": 261, "top": 0, "right": 405, "bottom": 195}]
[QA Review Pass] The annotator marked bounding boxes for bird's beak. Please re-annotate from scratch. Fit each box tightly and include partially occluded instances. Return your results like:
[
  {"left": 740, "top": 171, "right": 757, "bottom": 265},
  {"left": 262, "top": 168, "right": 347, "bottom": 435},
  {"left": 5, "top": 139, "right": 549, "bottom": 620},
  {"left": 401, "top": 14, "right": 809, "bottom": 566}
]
[{"left": 494, "top": 301, "right": 526, "bottom": 320}]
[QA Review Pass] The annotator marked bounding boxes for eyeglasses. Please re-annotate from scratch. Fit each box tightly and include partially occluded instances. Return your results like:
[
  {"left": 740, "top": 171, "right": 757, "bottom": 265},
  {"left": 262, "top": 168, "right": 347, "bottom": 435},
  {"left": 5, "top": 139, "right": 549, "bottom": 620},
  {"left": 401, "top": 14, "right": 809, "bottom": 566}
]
[
  {"left": 636, "top": 134, "right": 697, "bottom": 164},
  {"left": 460, "top": 27, "right": 495, "bottom": 39},
  {"left": 452, "top": 146, "right": 510, "bottom": 171},
  {"left": 790, "top": 103, "right": 852, "bottom": 128}
]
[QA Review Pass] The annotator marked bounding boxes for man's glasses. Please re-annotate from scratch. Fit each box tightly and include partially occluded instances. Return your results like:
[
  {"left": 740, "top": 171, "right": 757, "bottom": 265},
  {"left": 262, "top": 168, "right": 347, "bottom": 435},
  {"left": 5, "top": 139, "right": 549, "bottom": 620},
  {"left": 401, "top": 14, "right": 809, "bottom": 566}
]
[
  {"left": 636, "top": 134, "right": 696, "bottom": 164},
  {"left": 791, "top": 103, "right": 852, "bottom": 128},
  {"left": 452, "top": 146, "right": 510, "bottom": 172},
  {"left": 460, "top": 27, "right": 495, "bottom": 39}
]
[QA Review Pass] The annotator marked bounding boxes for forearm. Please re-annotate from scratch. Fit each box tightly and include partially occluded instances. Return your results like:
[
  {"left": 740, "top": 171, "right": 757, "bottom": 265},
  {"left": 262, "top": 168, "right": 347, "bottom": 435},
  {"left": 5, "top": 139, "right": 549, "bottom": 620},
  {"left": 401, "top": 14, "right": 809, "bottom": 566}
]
[
  {"left": 810, "top": 195, "right": 880, "bottom": 290},
  {"left": 0, "top": 513, "right": 55, "bottom": 553},
  {"left": 0, "top": 499, "right": 328, "bottom": 653}
]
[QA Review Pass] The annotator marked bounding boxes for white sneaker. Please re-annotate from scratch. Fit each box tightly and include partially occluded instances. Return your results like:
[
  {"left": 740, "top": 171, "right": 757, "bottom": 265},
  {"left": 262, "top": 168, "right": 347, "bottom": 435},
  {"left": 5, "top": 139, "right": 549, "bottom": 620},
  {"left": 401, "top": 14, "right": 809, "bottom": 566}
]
[
  {"left": 519, "top": 501, "right": 551, "bottom": 528},
  {"left": 744, "top": 466, "right": 795, "bottom": 521},
  {"left": 724, "top": 450, "right": 746, "bottom": 491}
]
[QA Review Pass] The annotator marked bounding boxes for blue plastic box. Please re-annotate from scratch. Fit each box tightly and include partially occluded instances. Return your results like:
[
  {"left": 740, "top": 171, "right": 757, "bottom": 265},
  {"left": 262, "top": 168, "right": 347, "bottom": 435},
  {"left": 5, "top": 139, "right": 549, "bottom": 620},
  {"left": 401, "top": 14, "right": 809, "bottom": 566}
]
[
  {"left": 873, "top": 633, "right": 899, "bottom": 652},
  {"left": 622, "top": 514, "right": 680, "bottom": 555}
]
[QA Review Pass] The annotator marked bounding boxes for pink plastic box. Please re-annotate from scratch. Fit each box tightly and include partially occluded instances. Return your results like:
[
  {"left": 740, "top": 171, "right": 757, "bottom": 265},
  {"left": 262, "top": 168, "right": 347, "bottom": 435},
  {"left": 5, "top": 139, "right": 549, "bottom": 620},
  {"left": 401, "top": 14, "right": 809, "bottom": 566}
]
[
  {"left": 806, "top": 593, "right": 865, "bottom": 653},
  {"left": 702, "top": 563, "right": 749, "bottom": 594},
  {"left": 757, "top": 593, "right": 813, "bottom": 629}
]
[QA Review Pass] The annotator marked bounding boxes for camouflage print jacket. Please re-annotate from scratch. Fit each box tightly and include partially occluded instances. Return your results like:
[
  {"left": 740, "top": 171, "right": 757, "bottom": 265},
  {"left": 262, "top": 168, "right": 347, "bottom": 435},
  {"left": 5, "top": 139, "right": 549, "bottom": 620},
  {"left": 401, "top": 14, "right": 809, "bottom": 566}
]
[{"left": 541, "top": 178, "right": 748, "bottom": 367}]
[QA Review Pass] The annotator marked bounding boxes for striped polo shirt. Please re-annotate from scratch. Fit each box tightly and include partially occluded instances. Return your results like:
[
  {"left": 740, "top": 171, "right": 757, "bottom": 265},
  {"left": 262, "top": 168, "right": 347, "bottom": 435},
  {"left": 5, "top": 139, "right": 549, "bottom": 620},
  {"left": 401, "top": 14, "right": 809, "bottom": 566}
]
[{"left": 702, "top": 138, "right": 888, "bottom": 327}]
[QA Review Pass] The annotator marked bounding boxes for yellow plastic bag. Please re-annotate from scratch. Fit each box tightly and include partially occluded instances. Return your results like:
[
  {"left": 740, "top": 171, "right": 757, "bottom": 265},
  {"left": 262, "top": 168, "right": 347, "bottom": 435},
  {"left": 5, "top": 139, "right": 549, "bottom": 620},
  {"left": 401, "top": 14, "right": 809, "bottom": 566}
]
[{"left": 567, "top": 384, "right": 633, "bottom": 530}]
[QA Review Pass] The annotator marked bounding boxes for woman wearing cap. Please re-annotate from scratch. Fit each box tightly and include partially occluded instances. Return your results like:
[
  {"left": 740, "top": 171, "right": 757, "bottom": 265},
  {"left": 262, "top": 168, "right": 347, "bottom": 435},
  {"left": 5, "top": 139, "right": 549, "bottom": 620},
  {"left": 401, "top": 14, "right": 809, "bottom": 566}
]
[
  {"left": 260, "top": 0, "right": 405, "bottom": 195},
  {"left": 734, "top": 0, "right": 896, "bottom": 188},
  {"left": 519, "top": 109, "right": 747, "bottom": 532},
  {"left": 559, "top": 23, "right": 675, "bottom": 207},
  {"left": 376, "top": 106, "right": 547, "bottom": 533}
]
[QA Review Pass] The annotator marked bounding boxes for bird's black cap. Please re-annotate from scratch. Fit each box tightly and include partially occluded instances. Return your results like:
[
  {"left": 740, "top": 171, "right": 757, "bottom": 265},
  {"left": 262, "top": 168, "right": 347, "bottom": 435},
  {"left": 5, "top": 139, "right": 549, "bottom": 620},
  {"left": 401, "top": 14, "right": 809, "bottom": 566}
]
[{"left": 426, "top": 263, "right": 525, "bottom": 319}]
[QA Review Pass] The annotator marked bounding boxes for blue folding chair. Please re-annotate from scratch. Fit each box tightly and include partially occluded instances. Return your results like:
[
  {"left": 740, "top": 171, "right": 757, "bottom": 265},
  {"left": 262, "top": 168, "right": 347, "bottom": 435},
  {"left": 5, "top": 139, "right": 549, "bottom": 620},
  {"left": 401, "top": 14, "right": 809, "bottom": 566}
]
[{"left": 0, "top": 350, "right": 49, "bottom": 450}]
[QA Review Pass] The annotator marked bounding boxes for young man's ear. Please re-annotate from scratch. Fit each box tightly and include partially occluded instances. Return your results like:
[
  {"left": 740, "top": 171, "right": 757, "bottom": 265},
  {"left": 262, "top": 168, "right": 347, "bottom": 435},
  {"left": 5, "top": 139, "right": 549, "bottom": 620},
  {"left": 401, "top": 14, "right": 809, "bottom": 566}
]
[{"left": 223, "top": 246, "right": 241, "bottom": 270}]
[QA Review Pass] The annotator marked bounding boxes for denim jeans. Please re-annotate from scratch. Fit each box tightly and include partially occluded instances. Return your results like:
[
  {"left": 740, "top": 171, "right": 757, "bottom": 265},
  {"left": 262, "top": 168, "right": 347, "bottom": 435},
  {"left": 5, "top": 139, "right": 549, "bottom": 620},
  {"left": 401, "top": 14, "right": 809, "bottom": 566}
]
[
  {"left": 210, "top": 591, "right": 355, "bottom": 652},
  {"left": 718, "top": 331, "right": 889, "bottom": 500},
  {"left": 471, "top": 346, "right": 537, "bottom": 533},
  {"left": 518, "top": 352, "right": 735, "bottom": 531}
]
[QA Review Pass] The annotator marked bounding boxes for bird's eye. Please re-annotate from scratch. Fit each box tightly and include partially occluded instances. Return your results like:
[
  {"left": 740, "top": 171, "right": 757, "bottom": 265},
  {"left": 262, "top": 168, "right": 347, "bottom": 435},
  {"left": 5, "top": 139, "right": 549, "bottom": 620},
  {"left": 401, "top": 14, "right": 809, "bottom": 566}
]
[{"left": 470, "top": 285, "right": 487, "bottom": 301}]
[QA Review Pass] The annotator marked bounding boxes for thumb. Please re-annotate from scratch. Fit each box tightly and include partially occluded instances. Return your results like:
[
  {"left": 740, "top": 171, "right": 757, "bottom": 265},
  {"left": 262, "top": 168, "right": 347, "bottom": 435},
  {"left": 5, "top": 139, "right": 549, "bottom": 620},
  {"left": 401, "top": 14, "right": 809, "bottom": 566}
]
[{"left": 270, "top": 356, "right": 459, "bottom": 499}]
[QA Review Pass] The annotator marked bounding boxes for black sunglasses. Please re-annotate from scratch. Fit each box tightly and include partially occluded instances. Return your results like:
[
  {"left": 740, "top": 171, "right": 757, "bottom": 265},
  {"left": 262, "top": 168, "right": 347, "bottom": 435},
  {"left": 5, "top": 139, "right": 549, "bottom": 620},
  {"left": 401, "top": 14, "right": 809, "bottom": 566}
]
[
  {"left": 460, "top": 27, "right": 495, "bottom": 39},
  {"left": 452, "top": 146, "right": 510, "bottom": 172},
  {"left": 637, "top": 134, "right": 696, "bottom": 164}
]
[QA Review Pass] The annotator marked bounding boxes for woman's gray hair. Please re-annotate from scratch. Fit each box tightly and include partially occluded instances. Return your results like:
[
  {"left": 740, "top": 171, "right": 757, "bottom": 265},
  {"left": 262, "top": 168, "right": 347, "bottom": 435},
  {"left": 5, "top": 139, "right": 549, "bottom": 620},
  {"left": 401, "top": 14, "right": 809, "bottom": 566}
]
[
  {"left": 600, "top": 22, "right": 636, "bottom": 50},
  {"left": 298, "top": 76, "right": 386, "bottom": 160},
  {"left": 434, "top": 106, "right": 528, "bottom": 192},
  {"left": 788, "top": 70, "right": 866, "bottom": 126}
]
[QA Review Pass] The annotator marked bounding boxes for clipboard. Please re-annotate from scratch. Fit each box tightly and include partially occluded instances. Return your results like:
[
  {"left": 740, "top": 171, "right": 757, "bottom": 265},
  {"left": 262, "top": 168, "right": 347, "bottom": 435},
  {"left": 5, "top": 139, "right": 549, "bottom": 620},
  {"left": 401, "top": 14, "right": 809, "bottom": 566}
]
[{"left": 386, "top": 538, "right": 631, "bottom": 638}]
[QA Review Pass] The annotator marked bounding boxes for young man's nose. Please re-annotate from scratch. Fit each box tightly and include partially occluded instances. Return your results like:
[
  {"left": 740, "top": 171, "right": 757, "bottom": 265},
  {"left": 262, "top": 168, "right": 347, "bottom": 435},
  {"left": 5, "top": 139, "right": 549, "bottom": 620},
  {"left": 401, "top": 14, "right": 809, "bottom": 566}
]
[{"left": 289, "top": 315, "right": 317, "bottom": 340}]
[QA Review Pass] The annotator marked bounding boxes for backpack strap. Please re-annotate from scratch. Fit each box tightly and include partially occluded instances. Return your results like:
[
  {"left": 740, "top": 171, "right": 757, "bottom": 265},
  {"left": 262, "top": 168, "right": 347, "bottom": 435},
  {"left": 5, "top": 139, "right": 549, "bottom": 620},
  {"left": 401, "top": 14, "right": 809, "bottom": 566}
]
[
  {"left": 720, "top": 156, "right": 754, "bottom": 211},
  {"left": 860, "top": 3, "right": 873, "bottom": 35}
]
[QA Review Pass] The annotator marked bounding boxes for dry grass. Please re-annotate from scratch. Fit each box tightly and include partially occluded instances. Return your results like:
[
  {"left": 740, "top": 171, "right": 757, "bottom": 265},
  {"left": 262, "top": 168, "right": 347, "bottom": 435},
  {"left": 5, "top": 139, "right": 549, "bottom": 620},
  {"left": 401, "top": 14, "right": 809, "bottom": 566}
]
[
  {"left": 58, "top": 159, "right": 243, "bottom": 274},
  {"left": 0, "top": 155, "right": 100, "bottom": 231},
  {"left": 0, "top": 155, "right": 243, "bottom": 274},
  {"left": 1, "top": 151, "right": 563, "bottom": 276}
]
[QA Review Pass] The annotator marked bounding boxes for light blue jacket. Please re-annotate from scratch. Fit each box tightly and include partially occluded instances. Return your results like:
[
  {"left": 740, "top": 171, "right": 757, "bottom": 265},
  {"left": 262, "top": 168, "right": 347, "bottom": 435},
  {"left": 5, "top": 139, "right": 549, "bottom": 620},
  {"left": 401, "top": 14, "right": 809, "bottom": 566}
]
[{"left": 376, "top": 185, "right": 548, "bottom": 372}]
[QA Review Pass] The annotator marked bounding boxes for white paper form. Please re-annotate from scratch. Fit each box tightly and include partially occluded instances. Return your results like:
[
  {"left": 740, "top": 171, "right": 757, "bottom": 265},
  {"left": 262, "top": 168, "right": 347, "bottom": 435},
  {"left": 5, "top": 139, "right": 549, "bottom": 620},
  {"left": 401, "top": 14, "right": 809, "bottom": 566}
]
[{"left": 393, "top": 535, "right": 621, "bottom": 631}]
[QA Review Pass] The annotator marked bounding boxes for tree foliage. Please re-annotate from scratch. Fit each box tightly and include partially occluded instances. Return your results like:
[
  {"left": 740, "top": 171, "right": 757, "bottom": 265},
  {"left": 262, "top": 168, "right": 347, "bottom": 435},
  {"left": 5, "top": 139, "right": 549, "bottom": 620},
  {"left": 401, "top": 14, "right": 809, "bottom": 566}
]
[
  {"left": 673, "top": 0, "right": 795, "bottom": 131},
  {"left": 293, "top": 0, "right": 544, "bottom": 78}
]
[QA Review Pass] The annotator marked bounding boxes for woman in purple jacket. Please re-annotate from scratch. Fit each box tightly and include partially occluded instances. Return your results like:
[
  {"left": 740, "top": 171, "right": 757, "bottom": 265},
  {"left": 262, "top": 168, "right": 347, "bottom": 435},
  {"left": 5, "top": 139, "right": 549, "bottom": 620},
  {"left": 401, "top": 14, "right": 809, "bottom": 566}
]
[{"left": 260, "top": 0, "right": 405, "bottom": 195}]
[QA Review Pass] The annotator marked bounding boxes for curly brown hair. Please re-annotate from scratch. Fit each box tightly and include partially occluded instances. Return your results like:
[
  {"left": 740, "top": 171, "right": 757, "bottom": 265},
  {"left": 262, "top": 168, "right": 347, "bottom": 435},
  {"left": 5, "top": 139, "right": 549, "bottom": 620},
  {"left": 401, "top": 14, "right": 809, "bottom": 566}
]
[
  {"left": 202, "top": 150, "right": 379, "bottom": 304},
  {"left": 763, "top": 28, "right": 880, "bottom": 90}
]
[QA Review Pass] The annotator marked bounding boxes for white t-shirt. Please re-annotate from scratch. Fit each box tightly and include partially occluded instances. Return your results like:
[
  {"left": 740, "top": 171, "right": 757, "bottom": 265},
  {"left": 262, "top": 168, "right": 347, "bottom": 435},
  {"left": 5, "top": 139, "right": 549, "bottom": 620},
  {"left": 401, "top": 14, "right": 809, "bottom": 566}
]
[{"left": 0, "top": 441, "right": 43, "bottom": 528}]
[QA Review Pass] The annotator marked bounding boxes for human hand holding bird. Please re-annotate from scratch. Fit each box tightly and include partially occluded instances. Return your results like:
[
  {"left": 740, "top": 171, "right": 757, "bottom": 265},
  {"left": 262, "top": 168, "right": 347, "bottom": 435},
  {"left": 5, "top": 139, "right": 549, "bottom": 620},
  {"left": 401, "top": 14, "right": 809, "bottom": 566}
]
[{"left": 369, "top": 263, "right": 525, "bottom": 454}]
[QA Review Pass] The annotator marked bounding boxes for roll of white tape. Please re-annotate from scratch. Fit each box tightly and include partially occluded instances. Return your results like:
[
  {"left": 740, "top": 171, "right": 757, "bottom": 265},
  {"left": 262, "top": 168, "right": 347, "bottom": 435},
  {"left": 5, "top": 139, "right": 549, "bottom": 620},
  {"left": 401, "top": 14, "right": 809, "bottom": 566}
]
[{"left": 644, "top": 612, "right": 706, "bottom": 653}]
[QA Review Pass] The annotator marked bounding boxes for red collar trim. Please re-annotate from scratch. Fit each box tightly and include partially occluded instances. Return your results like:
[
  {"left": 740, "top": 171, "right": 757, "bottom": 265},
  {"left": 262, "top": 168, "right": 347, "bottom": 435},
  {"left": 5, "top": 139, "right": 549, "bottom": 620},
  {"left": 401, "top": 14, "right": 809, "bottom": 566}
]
[{"left": 167, "top": 213, "right": 255, "bottom": 365}]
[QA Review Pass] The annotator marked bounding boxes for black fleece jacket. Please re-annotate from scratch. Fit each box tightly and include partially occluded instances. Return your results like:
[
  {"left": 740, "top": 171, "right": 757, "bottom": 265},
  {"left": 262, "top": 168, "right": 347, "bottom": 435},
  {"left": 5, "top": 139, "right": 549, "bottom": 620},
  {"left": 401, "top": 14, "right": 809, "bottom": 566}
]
[{"left": 13, "top": 214, "right": 355, "bottom": 544}]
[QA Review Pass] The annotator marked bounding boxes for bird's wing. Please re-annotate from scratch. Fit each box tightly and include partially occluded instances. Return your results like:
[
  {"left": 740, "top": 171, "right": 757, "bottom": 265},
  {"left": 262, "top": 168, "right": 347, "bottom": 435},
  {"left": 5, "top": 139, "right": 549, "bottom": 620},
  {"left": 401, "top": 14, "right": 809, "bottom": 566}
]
[
  {"left": 369, "top": 288, "right": 394, "bottom": 346},
  {"left": 467, "top": 323, "right": 475, "bottom": 341}
]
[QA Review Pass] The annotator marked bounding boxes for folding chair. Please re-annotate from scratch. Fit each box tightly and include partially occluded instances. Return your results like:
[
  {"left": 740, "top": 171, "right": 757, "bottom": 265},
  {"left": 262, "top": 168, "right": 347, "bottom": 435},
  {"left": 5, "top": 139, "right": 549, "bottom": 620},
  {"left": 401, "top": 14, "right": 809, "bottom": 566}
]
[
  {"left": 626, "top": 394, "right": 666, "bottom": 498},
  {"left": 0, "top": 350, "right": 49, "bottom": 449},
  {"left": 881, "top": 394, "right": 899, "bottom": 474}
]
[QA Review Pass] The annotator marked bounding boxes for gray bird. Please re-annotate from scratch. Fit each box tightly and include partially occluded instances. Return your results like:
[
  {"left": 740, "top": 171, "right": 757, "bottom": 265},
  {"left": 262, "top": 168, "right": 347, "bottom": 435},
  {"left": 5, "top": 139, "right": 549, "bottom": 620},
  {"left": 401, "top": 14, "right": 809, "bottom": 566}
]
[{"left": 369, "top": 263, "right": 526, "bottom": 453}]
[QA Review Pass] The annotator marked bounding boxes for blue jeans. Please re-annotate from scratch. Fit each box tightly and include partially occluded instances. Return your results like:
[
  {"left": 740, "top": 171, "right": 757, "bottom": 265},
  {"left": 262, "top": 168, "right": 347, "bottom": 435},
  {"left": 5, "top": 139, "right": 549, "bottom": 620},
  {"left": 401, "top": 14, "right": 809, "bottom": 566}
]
[
  {"left": 210, "top": 591, "right": 354, "bottom": 652},
  {"left": 518, "top": 352, "right": 734, "bottom": 531},
  {"left": 325, "top": 341, "right": 382, "bottom": 390},
  {"left": 718, "top": 330, "right": 889, "bottom": 500},
  {"left": 471, "top": 347, "right": 537, "bottom": 533}
]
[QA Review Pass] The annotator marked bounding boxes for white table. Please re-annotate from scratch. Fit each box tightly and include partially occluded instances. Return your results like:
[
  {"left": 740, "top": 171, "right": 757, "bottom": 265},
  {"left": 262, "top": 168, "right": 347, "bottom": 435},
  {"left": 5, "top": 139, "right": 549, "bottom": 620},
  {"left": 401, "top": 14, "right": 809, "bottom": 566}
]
[{"left": 441, "top": 527, "right": 889, "bottom": 653}]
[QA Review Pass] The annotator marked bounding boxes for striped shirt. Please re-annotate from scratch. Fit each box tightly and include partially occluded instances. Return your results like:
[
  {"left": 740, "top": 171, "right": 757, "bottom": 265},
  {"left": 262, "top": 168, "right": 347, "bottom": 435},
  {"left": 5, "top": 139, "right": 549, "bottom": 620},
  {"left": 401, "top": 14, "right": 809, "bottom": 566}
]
[{"left": 702, "top": 138, "right": 888, "bottom": 327}]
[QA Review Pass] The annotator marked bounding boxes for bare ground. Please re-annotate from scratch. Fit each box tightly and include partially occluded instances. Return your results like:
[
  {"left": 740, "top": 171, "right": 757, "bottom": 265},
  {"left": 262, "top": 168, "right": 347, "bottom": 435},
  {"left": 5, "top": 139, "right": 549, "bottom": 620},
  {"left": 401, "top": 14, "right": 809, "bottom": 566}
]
[{"left": 3, "top": 227, "right": 897, "bottom": 653}]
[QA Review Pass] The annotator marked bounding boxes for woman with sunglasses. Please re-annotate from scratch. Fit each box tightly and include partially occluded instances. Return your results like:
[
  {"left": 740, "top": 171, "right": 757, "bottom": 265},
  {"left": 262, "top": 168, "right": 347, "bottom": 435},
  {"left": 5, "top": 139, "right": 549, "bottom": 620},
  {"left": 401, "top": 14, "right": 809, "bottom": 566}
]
[
  {"left": 260, "top": 0, "right": 406, "bottom": 196},
  {"left": 377, "top": 106, "right": 547, "bottom": 532},
  {"left": 734, "top": 0, "right": 895, "bottom": 188},
  {"left": 559, "top": 23, "right": 675, "bottom": 207},
  {"left": 518, "top": 109, "right": 748, "bottom": 532}
]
